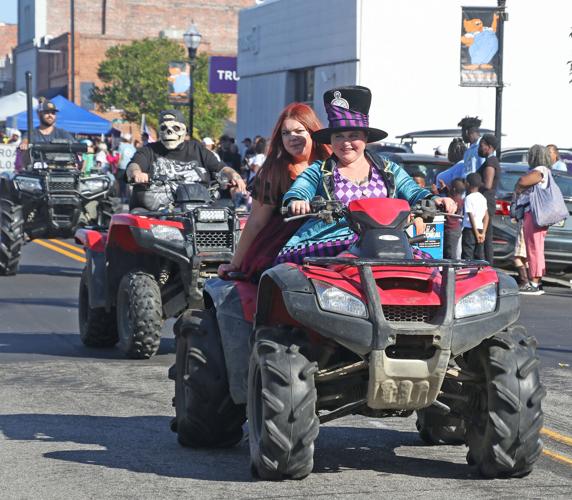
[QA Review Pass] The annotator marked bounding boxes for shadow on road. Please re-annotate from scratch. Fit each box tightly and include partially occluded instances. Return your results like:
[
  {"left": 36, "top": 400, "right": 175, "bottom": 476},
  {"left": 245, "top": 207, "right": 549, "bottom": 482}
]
[
  {"left": 0, "top": 298, "right": 79, "bottom": 309},
  {"left": 18, "top": 264, "right": 82, "bottom": 278},
  {"left": 0, "top": 332, "right": 175, "bottom": 359},
  {"left": 0, "top": 413, "right": 475, "bottom": 481}
]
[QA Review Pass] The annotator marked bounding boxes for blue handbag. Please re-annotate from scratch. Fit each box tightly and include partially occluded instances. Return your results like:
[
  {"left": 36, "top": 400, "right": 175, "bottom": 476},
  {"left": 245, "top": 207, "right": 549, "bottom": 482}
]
[{"left": 529, "top": 169, "right": 568, "bottom": 227}]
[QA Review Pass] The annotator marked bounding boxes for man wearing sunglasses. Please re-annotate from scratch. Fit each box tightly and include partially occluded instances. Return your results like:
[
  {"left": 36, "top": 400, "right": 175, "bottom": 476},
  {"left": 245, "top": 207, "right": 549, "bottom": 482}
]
[
  {"left": 25, "top": 98, "right": 76, "bottom": 144},
  {"left": 126, "top": 109, "right": 246, "bottom": 210}
]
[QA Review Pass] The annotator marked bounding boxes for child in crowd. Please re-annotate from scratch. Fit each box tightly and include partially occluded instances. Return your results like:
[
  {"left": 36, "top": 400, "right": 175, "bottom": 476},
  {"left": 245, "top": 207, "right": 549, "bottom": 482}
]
[
  {"left": 443, "top": 177, "right": 465, "bottom": 259},
  {"left": 461, "top": 173, "right": 489, "bottom": 260}
]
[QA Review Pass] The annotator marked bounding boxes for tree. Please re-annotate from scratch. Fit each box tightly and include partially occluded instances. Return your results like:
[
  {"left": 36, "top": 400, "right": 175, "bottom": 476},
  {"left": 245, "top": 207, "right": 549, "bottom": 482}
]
[{"left": 92, "top": 38, "right": 231, "bottom": 138}]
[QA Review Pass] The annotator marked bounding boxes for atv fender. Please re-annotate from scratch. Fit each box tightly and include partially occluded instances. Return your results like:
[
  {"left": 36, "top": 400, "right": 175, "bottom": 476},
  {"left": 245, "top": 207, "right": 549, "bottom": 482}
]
[
  {"left": 203, "top": 278, "right": 255, "bottom": 404},
  {"left": 257, "top": 264, "right": 375, "bottom": 356},
  {"left": 450, "top": 271, "right": 520, "bottom": 356},
  {"left": 75, "top": 228, "right": 108, "bottom": 309}
]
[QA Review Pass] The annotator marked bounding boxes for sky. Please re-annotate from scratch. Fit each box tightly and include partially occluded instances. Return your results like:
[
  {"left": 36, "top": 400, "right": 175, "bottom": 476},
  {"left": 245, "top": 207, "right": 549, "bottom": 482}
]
[{"left": 0, "top": 0, "right": 17, "bottom": 24}]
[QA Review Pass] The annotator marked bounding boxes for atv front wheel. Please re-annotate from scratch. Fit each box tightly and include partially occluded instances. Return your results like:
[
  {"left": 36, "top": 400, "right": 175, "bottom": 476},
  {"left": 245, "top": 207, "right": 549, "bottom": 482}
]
[
  {"left": 248, "top": 327, "right": 319, "bottom": 480},
  {"left": 116, "top": 271, "right": 163, "bottom": 359},
  {"left": 0, "top": 198, "right": 24, "bottom": 276},
  {"left": 175, "top": 309, "right": 246, "bottom": 447},
  {"left": 416, "top": 379, "right": 465, "bottom": 445},
  {"left": 465, "top": 325, "right": 545, "bottom": 478},
  {"left": 78, "top": 268, "right": 118, "bottom": 347}
]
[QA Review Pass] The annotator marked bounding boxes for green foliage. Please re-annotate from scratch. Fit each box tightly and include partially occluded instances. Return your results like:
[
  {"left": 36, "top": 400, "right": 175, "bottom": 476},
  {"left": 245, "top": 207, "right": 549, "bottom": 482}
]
[{"left": 92, "top": 38, "right": 231, "bottom": 138}]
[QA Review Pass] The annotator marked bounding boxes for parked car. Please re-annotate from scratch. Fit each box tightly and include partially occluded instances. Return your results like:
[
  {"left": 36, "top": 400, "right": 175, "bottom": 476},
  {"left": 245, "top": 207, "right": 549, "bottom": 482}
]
[
  {"left": 493, "top": 164, "right": 572, "bottom": 272},
  {"left": 367, "top": 141, "right": 413, "bottom": 155},
  {"left": 366, "top": 151, "right": 452, "bottom": 186},
  {"left": 500, "top": 147, "right": 572, "bottom": 173}
]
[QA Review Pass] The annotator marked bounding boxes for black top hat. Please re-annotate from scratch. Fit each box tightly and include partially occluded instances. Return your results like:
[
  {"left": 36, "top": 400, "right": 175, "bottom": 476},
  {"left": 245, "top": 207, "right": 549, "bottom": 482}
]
[
  {"left": 159, "top": 109, "right": 185, "bottom": 124},
  {"left": 312, "top": 86, "right": 387, "bottom": 144},
  {"left": 37, "top": 99, "right": 59, "bottom": 113}
]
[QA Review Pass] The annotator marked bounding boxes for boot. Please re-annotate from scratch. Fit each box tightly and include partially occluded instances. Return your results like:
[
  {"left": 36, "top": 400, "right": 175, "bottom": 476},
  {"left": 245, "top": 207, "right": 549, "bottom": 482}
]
[{"left": 516, "top": 266, "right": 528, "bottom": 287}]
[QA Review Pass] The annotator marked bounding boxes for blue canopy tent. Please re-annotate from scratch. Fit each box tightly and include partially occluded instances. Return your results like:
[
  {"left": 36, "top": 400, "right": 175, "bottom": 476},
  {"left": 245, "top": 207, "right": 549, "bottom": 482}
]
[{"left": 7, "top": 95, "right": 111, "bottom": 135}]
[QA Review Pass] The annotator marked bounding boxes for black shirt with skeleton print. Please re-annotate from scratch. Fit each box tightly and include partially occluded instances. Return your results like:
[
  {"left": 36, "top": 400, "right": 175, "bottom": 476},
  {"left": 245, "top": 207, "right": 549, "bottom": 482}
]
[{"left": 129, "top": 139, "right": 225, "bottom": 184}]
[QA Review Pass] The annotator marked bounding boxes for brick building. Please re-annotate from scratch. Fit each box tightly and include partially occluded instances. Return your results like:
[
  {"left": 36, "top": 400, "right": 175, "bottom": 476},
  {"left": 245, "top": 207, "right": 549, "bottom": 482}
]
[
  {"left": 0, "top": 23, "right": 17, "bottom": 96},
  {"left": 14, "top": 0, "right": 255, "bottom": 121}
]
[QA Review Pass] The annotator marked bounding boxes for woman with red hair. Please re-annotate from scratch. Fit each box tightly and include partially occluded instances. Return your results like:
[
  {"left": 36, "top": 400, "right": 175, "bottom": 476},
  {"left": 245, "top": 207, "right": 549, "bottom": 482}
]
[{"left": 218, "top": 103, "right": 330, "bottom": 280}]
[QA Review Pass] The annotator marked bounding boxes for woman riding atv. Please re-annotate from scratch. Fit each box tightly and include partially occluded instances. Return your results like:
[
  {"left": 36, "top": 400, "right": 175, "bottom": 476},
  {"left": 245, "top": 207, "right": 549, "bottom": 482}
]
[
  {"left": 277, "top": 85, "right": 457, "bottom": 264},
  {"left": 218, "top": 103, "right": 331, "bottom": 280}
]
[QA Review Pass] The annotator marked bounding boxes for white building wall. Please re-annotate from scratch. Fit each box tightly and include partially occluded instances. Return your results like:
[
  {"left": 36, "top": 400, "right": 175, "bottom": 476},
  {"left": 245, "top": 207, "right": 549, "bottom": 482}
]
[
  {"left": 359, "top": 0, "right": 572, "bottom": 150},
  {"left": 238, "top": 0, "right": 572, "bottom": 150},
  {"left": 237, "top": 0, "right": 359, "bottom": 140}
]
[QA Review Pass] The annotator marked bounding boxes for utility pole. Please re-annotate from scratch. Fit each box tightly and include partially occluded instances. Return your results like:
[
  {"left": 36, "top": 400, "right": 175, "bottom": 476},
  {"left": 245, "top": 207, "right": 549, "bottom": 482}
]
[
  {"left": 494, "top": 0, "right": 507, "bottom": 156},
  {"left": 70, "top": 0, "right": 75, "bottom": 102}
]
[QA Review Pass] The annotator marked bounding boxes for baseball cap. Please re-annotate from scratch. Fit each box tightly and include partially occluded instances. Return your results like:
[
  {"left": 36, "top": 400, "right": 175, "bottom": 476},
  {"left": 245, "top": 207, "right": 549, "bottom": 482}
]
[
  {"left": 159, "top": 109, "right": 185, "bottom": 124},
  {"left": 37, "top": 99, "right": 59, "bottom": 113},
  {"left": 202, "top": 137, "right": 214, "bottom": 146},
  {"left": 121, "top": 132, "right": 132, "bottom": 142}
]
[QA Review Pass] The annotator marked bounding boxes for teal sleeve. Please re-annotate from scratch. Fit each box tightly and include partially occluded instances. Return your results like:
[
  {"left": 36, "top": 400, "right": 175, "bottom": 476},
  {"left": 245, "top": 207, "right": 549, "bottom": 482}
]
[{"left": 281, "top": 161, "right": 323, "bottom": 206}]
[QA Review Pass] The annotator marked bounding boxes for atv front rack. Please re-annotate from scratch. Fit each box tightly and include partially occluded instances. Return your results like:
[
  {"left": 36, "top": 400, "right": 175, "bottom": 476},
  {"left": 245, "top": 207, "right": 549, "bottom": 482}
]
[{"left": 303, "top": 257, "right": 489, "bottom": 268}]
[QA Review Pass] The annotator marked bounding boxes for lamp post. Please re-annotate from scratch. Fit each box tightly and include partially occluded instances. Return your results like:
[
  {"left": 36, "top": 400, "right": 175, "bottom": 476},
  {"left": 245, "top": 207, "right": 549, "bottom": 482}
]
[{"left": 183, "top": 24, "right": 202, "bottom": 137}]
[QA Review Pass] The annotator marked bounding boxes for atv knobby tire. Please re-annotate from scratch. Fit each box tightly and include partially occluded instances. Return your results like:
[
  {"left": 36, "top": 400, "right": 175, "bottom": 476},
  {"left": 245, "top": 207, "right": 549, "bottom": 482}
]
[
  {"left": 465, "top": 325, "right": 545, "bottom": 478},
  {"left": 78, "top": 268, "right": 118, "bottom": 347},
  {"left": 174, "top": 308, "right": 246, "bottom": 448},
  {"left": 248, "top": 326, "right": 319, "bottom": 480},
  {"left": 117, "top": 271, "right": 163, "bottom": 359},
  {"left": 0, "top": 198, "right": 24, "bottom": 276},
  {"left": 416, "top": 379, "right": 466, "bottom": 445}
]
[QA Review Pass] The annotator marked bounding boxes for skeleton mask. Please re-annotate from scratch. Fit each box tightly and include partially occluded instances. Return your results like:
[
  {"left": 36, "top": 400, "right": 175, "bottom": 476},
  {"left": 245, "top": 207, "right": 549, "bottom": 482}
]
[{"left": 159, "top": 111, "right": 187, "bottom": 150}]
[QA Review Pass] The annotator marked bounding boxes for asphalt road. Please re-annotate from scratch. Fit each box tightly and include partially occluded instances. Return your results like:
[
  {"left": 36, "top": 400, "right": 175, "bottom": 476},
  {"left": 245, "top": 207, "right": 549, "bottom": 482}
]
[{"left": 0, "top": 239, "right": 571, "bottom": 499}]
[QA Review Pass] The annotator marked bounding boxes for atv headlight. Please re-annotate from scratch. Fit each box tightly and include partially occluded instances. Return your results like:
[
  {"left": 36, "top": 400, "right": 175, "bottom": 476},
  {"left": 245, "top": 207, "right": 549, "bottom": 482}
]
[
  {"left": 14, "top": 176, "right": 42, "bottom": 193},
  {"left": 150, "top": 225, "right": 184, "bottom": 242},
  {"left": 80, "top": 177, "right": 109, "bottom": 195},
  {"left": 455, "top": 283, "right": 497, "bottom": 319},
  {"left": 196, "top": 208, "right": 226, "bottom": 222},
  {"left": 312, "top": 279, "right": 368, "bottom": 318}
]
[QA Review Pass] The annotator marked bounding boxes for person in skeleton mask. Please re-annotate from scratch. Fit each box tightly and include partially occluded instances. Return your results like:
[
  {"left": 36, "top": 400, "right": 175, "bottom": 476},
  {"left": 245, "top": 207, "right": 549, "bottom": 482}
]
[{"left": 126, "top": 109, "right": 246, "bottom": 209}]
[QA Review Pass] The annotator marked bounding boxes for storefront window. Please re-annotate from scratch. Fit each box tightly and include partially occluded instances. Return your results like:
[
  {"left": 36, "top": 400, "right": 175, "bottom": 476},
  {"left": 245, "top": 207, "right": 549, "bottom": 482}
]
[{"left": 293, "top": 68, "right": 314, "bottom": 106}]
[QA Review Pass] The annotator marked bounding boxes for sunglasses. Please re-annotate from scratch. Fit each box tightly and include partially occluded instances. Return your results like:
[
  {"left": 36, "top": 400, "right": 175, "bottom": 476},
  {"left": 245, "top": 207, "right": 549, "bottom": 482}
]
[{"left": 41, "top": 111, "right": 57, "bottom": 115}]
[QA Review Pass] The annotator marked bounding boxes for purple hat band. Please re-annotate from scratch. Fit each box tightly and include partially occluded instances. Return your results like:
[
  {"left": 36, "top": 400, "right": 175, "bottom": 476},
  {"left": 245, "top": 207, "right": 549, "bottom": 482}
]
[{"left": 324, "top": 102, "right": 369, "bottom": 129}]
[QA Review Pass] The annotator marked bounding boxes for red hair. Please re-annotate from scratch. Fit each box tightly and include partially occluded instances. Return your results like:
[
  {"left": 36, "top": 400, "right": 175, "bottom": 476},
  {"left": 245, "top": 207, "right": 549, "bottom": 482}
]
[{"left": 256, "top": 102, "right": 331, "bottom": 204}]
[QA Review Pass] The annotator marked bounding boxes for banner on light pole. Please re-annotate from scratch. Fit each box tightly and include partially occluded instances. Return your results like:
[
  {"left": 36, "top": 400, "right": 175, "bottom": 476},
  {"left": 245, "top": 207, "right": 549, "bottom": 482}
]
[
  {"left": 460, "top": 7, "right": 501, "bottom": 87},
  {"left": 168, "top": 61, "right": 191, "bottom": 104}
]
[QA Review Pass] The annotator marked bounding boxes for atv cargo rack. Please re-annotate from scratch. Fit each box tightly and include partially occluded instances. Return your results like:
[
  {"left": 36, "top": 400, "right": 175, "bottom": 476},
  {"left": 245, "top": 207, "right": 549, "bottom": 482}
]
[{"left": 303, "top": 257, "right": 488, "bottom": 268}]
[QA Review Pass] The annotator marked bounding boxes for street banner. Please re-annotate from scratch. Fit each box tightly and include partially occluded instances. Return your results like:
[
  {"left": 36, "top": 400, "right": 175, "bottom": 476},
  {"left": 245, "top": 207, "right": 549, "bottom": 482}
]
[
  {"left": 209, "top": 56, "right": 239, "bottom": 94},
  {"left": 168, "top": 61, "right": 191, "bottom": 105},
  {"left": 0, "top": 144, "right": 18, "bottom": 173},
  {"left": 460, "top": 7, "right": 500, "bottom": 87}
]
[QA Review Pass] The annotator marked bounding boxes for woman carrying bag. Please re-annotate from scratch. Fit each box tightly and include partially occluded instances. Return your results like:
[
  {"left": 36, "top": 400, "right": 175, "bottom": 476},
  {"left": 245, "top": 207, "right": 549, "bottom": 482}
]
[{"left": 514, "top": 144, "right": 568, "bottom": 295}]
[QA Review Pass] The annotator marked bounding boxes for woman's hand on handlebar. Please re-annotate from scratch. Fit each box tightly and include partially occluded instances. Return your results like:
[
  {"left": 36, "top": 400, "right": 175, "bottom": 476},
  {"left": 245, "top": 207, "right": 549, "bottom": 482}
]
[
  {"left": 434, "top": 196, "right": 457, "bottom": 214},
  {"left": 132, "top": 171, "right": 149, "bottom": 184},
  {"left": 218, "top": 262, "right": 239, "bottom": 279},
  {"left": 229, "top": 174, "right": 247, "bottom": 194},
  {"left": 288, "top": 200, "right": 311, "bottom": 216}
]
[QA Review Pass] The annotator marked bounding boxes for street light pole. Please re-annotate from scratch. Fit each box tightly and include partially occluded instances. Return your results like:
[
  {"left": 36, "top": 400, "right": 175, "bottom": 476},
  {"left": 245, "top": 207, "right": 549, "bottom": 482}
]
[
  {"left": 183, "top": 24, "right": 202, "bottom": 137},
  {"left": 495, "top": 0, "right": 507, "bottom": 156}
]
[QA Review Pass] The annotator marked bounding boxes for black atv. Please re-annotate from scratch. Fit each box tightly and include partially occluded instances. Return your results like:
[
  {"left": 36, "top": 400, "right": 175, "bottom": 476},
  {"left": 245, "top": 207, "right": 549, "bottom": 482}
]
[{"left": 0, "top": 140, "right": 119, "bottom": 275}]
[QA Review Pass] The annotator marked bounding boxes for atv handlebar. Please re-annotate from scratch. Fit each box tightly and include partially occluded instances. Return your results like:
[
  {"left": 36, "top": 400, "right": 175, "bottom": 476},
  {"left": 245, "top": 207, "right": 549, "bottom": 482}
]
[{"left": 30, "top": 142, "right": 87, "bottom": 154}]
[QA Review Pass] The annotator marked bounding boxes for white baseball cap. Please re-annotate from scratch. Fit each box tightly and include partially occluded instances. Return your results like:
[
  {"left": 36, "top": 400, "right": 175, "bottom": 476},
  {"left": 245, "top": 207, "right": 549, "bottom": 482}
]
[{"left": 202, "top": 137, "right": 214, "bottom": 146}]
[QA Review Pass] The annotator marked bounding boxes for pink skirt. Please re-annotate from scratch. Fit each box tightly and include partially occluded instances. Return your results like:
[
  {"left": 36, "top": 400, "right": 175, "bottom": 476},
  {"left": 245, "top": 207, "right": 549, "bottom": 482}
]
[{"left": 523, "top": 212, "right": 548, "bottom": 278}]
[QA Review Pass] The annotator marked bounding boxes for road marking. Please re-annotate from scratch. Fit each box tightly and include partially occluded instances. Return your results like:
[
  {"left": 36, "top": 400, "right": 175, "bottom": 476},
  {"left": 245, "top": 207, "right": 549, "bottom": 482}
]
[
  {"left": 543, "top": 448, "right": 572, "bottom": 466},
  {"left": 541, "top": 427, "right": 572, "bottom": 447},
  {"left": 47, "top": 239, "right": 85, "bottom": 255},
  {"left": 33, "top": 239, "right": 86, "bottom": 263}
]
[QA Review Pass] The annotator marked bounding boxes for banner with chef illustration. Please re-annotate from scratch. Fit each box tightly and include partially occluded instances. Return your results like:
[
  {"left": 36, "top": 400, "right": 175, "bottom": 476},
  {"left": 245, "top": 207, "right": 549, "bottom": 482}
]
[{"left": 460, "top": 7, "right": 500, "bottom": 87}]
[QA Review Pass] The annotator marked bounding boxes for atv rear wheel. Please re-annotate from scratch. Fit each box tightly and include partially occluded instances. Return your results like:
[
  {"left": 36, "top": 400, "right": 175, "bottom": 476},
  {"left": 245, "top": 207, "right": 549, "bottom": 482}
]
[
  {"left": 416, "top": 379, "right": 466, "bottom": 445},
  {"left": 465, "top": 325, "right": 545, "bottom": 478},
  {"left": 248, "top": 327, "right": 319, "bottom": 480},
  {"left": 0, "top": 198, "right": 24, "bottom": 276},
  {"left": 116, "top": 271, "right": 163, "bottom": 359},
  {"left": 78, "top": 268, "right": 118, "bottom": 347},
  {"left": 175, "top": 308, "right": 246, "bottom": 447}
]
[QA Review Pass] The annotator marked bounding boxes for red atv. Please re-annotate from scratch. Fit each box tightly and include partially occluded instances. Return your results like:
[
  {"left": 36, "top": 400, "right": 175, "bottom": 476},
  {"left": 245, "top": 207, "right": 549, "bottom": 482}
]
[
  {"left": 76, "top": 176, "right": 246, "bottom": 359},
  {"left": 174, "top": 196, "right": 544, "bottom": 480}
]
